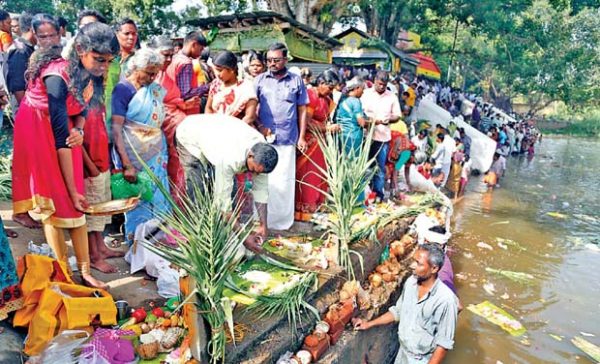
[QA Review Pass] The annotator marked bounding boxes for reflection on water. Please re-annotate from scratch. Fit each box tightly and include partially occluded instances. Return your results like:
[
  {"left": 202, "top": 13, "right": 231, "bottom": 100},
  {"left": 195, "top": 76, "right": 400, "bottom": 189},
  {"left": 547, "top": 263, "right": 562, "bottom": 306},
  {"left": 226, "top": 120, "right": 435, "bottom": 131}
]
[{"left": 446, "top": 137, "right": 600, "bottom": 364}]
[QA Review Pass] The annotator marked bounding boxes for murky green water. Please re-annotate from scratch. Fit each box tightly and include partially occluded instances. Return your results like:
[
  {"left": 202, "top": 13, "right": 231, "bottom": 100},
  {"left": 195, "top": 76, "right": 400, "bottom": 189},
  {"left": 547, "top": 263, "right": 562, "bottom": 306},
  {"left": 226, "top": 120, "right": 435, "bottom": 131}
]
[{"left": 446, "top": 137, "right": 600, "bottom": 364}]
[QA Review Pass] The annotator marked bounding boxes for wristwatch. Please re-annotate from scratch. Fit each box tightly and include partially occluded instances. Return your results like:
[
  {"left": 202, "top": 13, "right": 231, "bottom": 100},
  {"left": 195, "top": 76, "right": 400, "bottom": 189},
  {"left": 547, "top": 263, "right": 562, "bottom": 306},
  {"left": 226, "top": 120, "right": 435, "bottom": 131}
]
[{"left": 72, "top": 127, "right": 84, "bottom": 137}]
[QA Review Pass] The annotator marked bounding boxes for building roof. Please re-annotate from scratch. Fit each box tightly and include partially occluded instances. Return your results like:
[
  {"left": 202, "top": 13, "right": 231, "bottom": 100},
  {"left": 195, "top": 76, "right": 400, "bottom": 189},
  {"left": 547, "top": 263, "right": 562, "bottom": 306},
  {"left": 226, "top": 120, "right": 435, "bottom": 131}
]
[
  {"left": 332, "top": 26, "right": 419, "bottom": 65},
  {"left": 187, "top": 11, "right": 341, "bottom": 48}
]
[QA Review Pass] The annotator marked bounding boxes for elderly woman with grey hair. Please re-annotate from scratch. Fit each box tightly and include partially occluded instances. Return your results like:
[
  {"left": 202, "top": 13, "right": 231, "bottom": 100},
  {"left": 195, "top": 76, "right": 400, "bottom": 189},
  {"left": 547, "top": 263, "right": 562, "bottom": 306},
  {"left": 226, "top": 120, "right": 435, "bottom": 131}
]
[
  {"left": 334, "top": 76, "right": 369, "bottom": 155},
  {"left": 111, "top": 48, "right": 170, "bottom": 244},
  {"left": 147, "top": 36, "right": 196, "bottom": 206}
]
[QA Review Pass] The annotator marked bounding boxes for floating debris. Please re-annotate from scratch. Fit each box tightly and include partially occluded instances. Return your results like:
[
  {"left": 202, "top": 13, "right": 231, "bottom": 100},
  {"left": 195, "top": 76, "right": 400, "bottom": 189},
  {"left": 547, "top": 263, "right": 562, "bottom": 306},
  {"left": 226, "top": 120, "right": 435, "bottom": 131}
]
[
  {"left": 585, "top": 244, "right": 600, "bottom": 252},
  {"left": 573, "top": 214, "right": 599, "bottom": 223},
  {"left": 490, "top": 221, "right": 510, "bottom": 226},
  {"left": 571, "top": 336, "right": 600, "bottom": 362},
  {"left": 580, "top": 332, "right": 596, "bottom": 338},
  {"left": 501, "top": 293, "right": 510, "bottom": 300},
  {"left": 485, "top": 267, "right": 534, "bottom": 284},
  {"left": 463, "top": 252, "right": 474, "bottom": 259},
  {"left": 497, "top": 242, "right": 508, "bottom": 250},
  {"left": 467, "top": 301, "right": 527, "bottom": 336},
  {"left": 483, "top": 282, "right": 496, "bottom": 296},
  {"left": 547, "top": 212, "right": 568, "bottom": 219},
  {"left": 477, "top": 242, "right": 494, "bottom": 251},
  {"left": 495, "top": 237, "right": 527, "bottom": 251},
  {"left": 549, "top": 334, "right": 563, "bottom": 341}
]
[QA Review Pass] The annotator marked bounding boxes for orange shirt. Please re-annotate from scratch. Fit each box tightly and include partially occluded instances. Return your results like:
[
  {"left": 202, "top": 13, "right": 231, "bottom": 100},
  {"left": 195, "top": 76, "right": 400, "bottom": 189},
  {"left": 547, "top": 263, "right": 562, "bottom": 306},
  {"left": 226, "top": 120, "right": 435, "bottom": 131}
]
[{"left": 0, "top": 30, "right": 13, "bottom": 51}]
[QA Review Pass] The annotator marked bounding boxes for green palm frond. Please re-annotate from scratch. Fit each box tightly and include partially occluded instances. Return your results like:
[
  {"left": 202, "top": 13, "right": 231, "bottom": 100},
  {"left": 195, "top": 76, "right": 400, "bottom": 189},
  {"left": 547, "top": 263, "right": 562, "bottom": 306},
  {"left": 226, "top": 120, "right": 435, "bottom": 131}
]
[
  {"left": 129, "top": 143, "right": 251, "bottom": 364},
  {"left": 226, "top": 270, "right": 319, "bottom": 334},
  {"left": 301, "top": 126, "right": 377, "bottom": 280},
  {"left": 0, "top": 156, "right": 12, "bottom": 201}
]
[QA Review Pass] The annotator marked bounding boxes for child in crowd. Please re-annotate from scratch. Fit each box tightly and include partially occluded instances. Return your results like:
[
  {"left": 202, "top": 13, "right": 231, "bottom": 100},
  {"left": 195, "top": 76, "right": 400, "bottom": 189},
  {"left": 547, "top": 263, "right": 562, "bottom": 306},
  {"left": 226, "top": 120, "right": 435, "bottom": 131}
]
[{"left": 82, "top": 106, "right": 123, "bottom": 273}]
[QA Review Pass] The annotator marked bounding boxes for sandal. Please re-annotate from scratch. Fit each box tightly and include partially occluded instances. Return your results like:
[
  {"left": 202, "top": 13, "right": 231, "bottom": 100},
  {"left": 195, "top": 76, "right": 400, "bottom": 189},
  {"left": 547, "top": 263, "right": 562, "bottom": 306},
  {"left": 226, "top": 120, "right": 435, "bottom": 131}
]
[{"left": 104, "top": 236, "right": 123, "bottom": 249}]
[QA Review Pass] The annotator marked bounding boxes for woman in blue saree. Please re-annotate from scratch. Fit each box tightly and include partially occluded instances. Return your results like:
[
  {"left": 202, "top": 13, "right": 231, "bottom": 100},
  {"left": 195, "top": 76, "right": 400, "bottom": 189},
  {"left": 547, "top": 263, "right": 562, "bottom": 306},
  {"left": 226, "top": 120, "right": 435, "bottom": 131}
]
[
  {"left": 333, "top": 77, "right": 370, "bottom": 203},
  {"left": 111, "top": 48, "right": 170, "bottom": 244},
  {"left": 334, "top": 77, "right": 368, "bottom": 156}
]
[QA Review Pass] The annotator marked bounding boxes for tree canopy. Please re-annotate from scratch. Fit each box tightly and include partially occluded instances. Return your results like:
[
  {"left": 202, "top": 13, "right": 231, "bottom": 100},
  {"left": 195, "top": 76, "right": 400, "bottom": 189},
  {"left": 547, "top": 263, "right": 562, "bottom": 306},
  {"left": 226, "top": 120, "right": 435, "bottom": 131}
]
[{"left": 2, "top": 0, "right": 598, "bottom": 111}]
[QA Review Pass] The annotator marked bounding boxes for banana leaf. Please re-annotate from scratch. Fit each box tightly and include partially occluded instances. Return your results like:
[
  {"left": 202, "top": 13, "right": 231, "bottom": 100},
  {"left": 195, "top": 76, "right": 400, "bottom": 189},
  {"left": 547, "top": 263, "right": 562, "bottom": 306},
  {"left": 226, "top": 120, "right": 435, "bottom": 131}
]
[{"left": 467, "top": 301, "right": 526, "bottom": 336}]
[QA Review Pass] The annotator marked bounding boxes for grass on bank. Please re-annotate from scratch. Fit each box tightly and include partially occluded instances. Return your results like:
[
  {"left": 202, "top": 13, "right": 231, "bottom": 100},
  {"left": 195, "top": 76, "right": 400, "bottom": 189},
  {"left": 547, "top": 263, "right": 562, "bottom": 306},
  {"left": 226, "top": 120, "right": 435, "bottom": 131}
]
[{"left": 540, "top": 111, "right": 600, "bottom": 138}]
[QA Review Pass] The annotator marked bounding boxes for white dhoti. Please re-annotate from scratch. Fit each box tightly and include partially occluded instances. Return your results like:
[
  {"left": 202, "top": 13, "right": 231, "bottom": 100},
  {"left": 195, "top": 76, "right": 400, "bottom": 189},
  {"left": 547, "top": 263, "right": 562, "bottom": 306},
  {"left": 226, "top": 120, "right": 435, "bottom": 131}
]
[{"left": 267, "top": 144, "right": 296, "bottom": 230}]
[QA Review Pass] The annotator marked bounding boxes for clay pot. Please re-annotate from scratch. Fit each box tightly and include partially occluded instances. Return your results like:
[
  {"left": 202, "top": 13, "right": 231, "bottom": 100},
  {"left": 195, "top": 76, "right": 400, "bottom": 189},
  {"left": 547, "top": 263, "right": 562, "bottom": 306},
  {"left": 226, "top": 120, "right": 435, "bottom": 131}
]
[{"left": 304, "top": 334, "right": 319, "bottom": 347}]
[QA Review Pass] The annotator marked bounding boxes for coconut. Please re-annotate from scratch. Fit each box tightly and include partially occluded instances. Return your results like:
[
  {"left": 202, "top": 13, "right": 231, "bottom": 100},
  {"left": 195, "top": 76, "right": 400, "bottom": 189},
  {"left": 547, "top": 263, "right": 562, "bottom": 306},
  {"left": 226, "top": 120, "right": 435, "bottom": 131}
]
[
  {"left": 339, "top": 290, "right": 351, "bottom": 301},
  {"left": 137, "top": 341, "right": 159, "bottom": 360},
  {"left": 375, "top": 265, "right": 390, "bottom": 274},
  {"left": 369, "top": 273, "right": 383, "bottom": 287}
]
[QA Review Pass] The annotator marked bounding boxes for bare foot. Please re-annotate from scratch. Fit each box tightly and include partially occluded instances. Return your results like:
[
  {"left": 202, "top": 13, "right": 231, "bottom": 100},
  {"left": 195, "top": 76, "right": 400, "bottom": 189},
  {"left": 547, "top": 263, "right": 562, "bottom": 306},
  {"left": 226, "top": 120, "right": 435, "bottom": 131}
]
[
  {"left": 5, "top": 228, "right": 18, "bottom": 238},
  {"left": 81, "top": 273, "right": 109, "bottom": 290},
  {"left": 100, "top": 248, "right": 126, "bottom": 259},
  {"left": 12, "top": 213, "right": 42, "bottom": 229},
  {"left": 90, "top": 259, "right": 118, "bottom": 273}
]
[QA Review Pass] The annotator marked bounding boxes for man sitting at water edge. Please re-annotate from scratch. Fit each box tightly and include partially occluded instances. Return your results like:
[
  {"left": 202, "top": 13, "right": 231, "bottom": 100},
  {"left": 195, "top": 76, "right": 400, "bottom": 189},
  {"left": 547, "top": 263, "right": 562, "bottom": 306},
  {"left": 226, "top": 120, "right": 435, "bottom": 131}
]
[{"left": 353, "top": 243, "right": 458, "bottom": 364}]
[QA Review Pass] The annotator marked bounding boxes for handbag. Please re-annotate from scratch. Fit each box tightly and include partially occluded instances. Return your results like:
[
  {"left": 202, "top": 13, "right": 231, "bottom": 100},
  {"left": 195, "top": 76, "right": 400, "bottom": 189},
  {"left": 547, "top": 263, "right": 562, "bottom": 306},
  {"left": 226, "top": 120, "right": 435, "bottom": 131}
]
[{"left": 110, "top": 171, "right": 154, "bottom": 202}]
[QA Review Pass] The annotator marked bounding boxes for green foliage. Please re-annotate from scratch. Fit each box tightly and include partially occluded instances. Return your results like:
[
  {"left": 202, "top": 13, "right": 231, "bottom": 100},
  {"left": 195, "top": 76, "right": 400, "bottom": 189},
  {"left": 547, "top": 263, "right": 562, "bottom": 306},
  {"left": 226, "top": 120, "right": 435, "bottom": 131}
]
[
  {"left": 541, "top": 110, "right": 600, "bottom": 137},
  {"left": 136, "top": 152, "right": 251, "bottom": 363},
  {"left": 3, "top": 0, "right": 179, "bottom": 40},
  {"left": 2, "top": 0, "right": 54, "bottom": 14},
  {"left": 397, "top": 0, "right": 600, "bottom": 113},
  {"left": 305, "top": 127, "right": 377, "bottom": 280},
  {"left": 0, "top": 156, "right": 11, "bottom": 201}
]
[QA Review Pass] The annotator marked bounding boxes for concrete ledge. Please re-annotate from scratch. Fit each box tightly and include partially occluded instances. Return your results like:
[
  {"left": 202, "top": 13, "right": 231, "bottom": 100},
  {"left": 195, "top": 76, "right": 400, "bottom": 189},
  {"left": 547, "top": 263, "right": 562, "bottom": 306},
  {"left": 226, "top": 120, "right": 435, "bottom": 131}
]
[{"left": 227, "top": 218, "right": 413, "bottom": 364}]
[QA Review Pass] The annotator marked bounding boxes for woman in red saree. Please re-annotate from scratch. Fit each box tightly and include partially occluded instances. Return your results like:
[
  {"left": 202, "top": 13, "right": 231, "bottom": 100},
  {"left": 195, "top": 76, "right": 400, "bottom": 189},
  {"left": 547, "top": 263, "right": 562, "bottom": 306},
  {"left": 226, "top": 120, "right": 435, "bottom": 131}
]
[
  {"left": 294, "top": 70, "right": 340, "bottom": 220},
  {"left": 148, "top": 36, "right": 199, "bottom": 206},
  {"left": 205, "top": 51, "right": 259, "bottom": 215},
  {"left": 11, "top": 22, "right": 117, "bottom": 289}
]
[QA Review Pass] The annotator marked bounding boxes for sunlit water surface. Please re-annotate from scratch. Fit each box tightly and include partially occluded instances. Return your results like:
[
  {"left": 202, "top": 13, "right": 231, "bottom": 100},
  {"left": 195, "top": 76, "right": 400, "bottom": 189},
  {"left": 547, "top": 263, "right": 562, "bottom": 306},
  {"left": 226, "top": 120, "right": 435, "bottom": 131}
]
[{"left": 445, "top": 137, "right": 600, "bottom": 364}]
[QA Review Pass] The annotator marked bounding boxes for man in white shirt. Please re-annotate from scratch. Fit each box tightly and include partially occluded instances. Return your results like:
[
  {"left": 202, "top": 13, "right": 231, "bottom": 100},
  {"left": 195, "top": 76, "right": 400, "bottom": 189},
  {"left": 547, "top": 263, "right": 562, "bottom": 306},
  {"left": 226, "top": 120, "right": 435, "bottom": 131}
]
[
  {"left": 431, "top": 131, "right": 455, "bottom": 186},
  {"left": 411, "top": 129, "right": 429, "bottom": 163},
  {"left": 361, "top": 70, "right": 402, "bottom": 201},
  {"left": 176, "top": 114, "right": 279, "bottom": 251}
]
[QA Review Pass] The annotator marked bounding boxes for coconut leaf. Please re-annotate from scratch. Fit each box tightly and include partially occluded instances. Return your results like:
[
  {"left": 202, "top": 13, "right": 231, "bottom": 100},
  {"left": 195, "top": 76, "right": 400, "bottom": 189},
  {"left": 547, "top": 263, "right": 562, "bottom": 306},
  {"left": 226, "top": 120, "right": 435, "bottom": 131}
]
[
  {"left": 306, "top": 126, "right": 377, "bottom": 279},
  {"left": 244, "top": 272, "right": 318, "bottom": 334},
  {"left": 129, "top": 141, "right": 251, "bottom": 364}
]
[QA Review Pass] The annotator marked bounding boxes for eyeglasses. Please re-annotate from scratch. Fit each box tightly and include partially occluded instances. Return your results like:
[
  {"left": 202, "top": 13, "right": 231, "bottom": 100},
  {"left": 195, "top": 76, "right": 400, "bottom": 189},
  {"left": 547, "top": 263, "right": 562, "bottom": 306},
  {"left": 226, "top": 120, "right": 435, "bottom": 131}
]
[{"left": 266, "top": 57, "right": 285, "bottom": 64}]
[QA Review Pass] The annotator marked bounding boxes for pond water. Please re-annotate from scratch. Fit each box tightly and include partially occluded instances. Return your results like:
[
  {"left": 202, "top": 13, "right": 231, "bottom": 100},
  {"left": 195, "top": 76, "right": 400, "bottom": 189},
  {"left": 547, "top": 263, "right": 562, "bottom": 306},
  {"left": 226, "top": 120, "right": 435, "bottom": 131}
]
[{"left": 445, "top": 137, "right": 600, "bottom": 363}]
